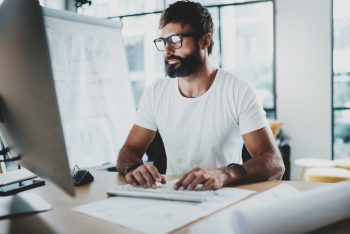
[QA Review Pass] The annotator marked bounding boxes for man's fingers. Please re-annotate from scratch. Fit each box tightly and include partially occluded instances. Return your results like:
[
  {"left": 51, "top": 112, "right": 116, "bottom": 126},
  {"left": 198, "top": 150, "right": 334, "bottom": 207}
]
[
  {"left": 183, "top": 173, "right": 198, "bottom": 189},
  {"left": 126, "top": 165, "right": 166, "bottom": 188},
  {"left": 125, "top": 173, "right": 137, "bottom": 186},
  {"left": 174, "top": 170, "right": 193, "bottom": 189},
  {"left": 145, "top": 165, "right": 162, "bottom": 183},
  {"left": 191, "top": 167, "right": 202, "bottom": 172},
  {"left": 160, "top": 175, "right": 166, "bottom": 184},
  {"left": 174, "top": 174, "right": 186, "bottom": 190},
  {"left": 188, "top": 174, "right": 208, "bottom": 190},
  {"left": 138, "top": 166, "right": 157, "bottom": 188},
  {"left": 202, "top": 178, "right": 215, "bottom": 190},
  {"left": 174, "top": 168, "right": 224, "bottom": 190},
  {"left": 174, "top": 168, "right": 204, "bottom": 190},
  {"left": 132, "top": 170, "right": 147, "bottom": 187}
]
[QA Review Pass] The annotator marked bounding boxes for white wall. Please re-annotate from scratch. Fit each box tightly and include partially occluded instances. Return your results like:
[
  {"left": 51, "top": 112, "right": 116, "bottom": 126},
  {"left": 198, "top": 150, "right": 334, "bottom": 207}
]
[{"left": 275, "top": 0, "right": 332, "bottom": 180}]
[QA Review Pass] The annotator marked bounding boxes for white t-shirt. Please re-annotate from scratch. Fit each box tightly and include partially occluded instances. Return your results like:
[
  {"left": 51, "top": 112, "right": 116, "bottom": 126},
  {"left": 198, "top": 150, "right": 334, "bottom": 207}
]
[{"left": 135, "top": 69, "right": 268, "bottom": 176}]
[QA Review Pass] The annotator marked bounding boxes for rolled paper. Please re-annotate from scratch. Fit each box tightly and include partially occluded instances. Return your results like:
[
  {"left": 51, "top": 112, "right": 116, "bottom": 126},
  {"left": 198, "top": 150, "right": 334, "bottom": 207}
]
[{"left": 231, "top": 181, "right": 350, "bottom": 234}]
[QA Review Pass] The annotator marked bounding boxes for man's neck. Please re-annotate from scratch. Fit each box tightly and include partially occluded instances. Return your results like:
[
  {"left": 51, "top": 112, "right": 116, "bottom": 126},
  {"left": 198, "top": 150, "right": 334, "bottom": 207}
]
[{"left": 178, "top": 63, "right": 217, "bottom": 98}]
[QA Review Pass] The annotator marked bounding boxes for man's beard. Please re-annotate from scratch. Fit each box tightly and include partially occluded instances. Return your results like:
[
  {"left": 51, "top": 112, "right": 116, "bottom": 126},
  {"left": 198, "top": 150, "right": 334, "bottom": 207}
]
[{"left": 165, "top": 47, "right": 203, "bottom": 78}]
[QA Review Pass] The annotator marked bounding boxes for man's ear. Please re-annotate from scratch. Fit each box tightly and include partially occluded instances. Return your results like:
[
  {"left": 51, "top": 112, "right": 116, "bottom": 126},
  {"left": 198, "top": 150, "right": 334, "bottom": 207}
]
[{"left": 200, "top": 33, "right": 212, "bottom": 51}]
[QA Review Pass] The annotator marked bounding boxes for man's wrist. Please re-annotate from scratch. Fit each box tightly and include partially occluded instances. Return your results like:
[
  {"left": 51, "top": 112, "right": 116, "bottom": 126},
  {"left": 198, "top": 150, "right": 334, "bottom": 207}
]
[{"left": 223, "top": 163, "right": 248, "bottom": 186}]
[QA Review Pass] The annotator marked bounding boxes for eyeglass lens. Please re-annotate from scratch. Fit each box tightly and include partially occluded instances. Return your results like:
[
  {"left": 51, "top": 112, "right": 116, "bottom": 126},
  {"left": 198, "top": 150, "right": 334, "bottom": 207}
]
[{"left": 155, "top": 35, "right": 182, "bottom": 51}]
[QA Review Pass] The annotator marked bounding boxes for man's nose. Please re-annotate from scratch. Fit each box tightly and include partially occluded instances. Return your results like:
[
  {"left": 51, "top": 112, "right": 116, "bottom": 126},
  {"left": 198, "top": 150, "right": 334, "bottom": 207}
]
[{"left": 163, "top": 44, "right": 175, "bottom": 57}]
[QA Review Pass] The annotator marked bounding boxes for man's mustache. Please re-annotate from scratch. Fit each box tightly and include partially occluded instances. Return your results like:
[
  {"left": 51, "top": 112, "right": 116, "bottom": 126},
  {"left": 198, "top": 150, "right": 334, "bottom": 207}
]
[{"left": 166, "top": 55, "right": 184, "bottom": 63}]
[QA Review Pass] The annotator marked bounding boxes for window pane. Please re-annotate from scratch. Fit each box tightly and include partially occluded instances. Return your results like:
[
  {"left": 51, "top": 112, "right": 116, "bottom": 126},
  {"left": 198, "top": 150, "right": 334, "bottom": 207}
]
[
  {"left": 121, "top": 14, "right": 165, "bottom": 106},
  {"left": 334, "top": 110, "right": 350, "bottom": 159},
  {"left": 39, "top": 0, "right": 65, "bottom": 9},
  {"left": 220, "top": 2, "right": 274, "bottom": 109},
  {"left": 207, "top": 7, "right": 221, "bottom": 67},
  {"left": 333, "top": 0, "right": 350, "bottom": 73},
  {"left": 83, "top": 0, "right": 164, "bottom": 18},
  {"left": 265, "top": 109, "right": 275, "bottom": 120},
  {"left": 166, "top": 0, "right": 267, "bottom": 6},
  {"left": 131, "top": 81, "right": 145, "bottom": 105},
  {"left": 334, "top": 73, "right": 350, "bottom": 108},
  {"left": 333, "top": 0, "right": 350, "bottom": 108}
]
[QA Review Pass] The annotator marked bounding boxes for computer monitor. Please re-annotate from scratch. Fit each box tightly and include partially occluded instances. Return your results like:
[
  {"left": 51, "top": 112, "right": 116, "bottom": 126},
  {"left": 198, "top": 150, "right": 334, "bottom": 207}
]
[{"left": 0, "top": 0, "right": 74, "bottom": 196}]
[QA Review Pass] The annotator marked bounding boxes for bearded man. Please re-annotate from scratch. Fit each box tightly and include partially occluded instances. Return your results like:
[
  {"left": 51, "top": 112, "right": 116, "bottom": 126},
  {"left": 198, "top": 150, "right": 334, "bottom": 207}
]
[{"left": 117, "top": 1, "right": 285, "bottom": 190}]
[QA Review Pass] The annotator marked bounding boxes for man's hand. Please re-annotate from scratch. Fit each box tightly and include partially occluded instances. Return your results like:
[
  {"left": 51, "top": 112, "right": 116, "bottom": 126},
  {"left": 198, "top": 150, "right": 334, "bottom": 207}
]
[
  {"left": 126, "top": 164, "right": 166, "bottom": 188},
  {"left": 173, "top": 167, "right": 229, "bottom": 190}
]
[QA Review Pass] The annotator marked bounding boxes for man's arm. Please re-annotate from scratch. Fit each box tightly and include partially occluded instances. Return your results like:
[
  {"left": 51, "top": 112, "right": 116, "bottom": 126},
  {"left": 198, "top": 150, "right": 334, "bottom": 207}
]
[
  {"left": 174, "top": 126, "right": 285, "bottom": 190},
  {"left": 240, "top": 126, "right": 285, "bottom": 182},
  {"left": 117, "top": 125, "right": 166, "bottom": 187}
]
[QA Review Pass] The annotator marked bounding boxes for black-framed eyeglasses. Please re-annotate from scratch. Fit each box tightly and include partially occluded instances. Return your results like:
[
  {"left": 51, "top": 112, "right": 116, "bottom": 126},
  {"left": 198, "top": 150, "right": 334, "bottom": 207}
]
[{"left": 153, "top": 33, "right": 195, "bottom": 51}]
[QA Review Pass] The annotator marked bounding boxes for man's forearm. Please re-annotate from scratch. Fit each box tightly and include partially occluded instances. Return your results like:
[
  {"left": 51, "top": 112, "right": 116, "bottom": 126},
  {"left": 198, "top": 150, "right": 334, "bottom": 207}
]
[
  {"left": 116, "top": 146, "right": 144, "bottom": 176},
  {"left": 242, "top": 150, "right": 285, "bottom": 182},
  {"left": 224, "top": 150, "right": 285, "bottom": 185}
]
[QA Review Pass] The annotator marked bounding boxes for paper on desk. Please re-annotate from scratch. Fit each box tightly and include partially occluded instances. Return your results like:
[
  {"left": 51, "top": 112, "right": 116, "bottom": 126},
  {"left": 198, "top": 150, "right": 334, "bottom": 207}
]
[
  {"left": 189, "top": 183, "right": 300, "bottom": 234},
  {"left": 237, "top": 183, "right": 300, "bottom": 204},
  {"left": 0, "top": 193, "right": 52, "bottom": 219},
  {"left": 73, "top": 180, "right": 255, "bottom": 234},
  {"left": 231, "top": 181, "right": 350, "bottom": 234}
]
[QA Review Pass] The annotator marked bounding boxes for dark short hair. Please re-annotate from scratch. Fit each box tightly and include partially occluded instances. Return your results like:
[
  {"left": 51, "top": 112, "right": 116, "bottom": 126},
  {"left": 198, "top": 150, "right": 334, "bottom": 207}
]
[{"left": 159, "top": 1, "right": 214, "bottom": 55}]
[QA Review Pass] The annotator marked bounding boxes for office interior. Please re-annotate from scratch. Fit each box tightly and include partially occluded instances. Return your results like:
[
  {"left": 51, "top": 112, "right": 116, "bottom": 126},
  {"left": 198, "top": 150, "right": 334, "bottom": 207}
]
[
  {"left": 0, "top": 0, "right": 349, "bottom": 181},
  {"left": 19, "top": 0, "right": 348, "bottom": 181}
]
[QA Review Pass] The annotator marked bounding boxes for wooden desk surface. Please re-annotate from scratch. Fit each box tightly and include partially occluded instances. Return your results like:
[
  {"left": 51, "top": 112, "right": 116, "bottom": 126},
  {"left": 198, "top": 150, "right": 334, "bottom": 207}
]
[{"left": 1, "top": 171, "right": 349, "bottom": 234}]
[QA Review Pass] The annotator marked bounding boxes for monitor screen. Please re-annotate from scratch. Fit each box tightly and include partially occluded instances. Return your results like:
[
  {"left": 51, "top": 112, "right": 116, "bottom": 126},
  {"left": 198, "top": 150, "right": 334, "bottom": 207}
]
[{"left": 0, "top": 0, "right": 74, "bottom": 196}]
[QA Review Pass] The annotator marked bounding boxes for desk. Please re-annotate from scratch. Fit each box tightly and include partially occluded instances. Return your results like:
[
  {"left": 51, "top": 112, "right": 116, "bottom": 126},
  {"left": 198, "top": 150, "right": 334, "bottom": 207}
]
[{"left": 1, "top": 171, "right": 350, "bottom": 234}]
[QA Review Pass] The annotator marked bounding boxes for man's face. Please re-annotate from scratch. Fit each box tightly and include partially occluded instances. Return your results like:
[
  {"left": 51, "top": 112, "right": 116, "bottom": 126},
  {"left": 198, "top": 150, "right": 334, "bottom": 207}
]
[{"left": 159, "top": 23, "right": 203, "bottom": 78}]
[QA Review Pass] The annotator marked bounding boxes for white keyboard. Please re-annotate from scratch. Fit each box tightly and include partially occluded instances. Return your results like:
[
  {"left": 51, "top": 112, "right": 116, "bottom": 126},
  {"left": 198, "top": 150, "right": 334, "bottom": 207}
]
[{"left": 107, "top": 184, "right": 211, "bottom": 203}]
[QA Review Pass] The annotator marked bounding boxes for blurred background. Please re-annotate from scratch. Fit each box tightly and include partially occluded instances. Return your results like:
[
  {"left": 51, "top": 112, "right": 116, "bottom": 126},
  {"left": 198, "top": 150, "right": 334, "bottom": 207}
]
[{"left": 2, "top": 0, "right": 348, "bottom": 180}]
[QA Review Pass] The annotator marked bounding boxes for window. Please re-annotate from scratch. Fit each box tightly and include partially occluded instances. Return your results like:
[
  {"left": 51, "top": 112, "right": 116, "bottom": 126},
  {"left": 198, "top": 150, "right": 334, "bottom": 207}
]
[
  {"left": 83, "top": 0, "right": 275, "bottom": 119},
  {"left": 39, "top": 0, "right": 65, "bottom": 10},
  {"left": 121, "top": 14, "right": 165, "bottom": 104},
  {"left": 83, "top": 0, "right": 165, "bottom": 17},
  {"left": 167, "top": 0, "right": 262, "bottom": 5},
  {"left": 220, "top": 2, "right": 274, "bottom": 118},
  {"left": 333, "top": 0, "right": 350, "bottom": 159},
  {"left": 207, "top": 7, "right": 221, "bottom": 68}
]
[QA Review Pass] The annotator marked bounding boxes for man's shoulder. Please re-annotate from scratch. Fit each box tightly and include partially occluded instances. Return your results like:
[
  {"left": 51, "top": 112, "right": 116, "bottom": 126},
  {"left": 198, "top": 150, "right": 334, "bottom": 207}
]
[
  {"left": 217, "top": 69, "right": 252, "bottom": 88},
  {"left": 143, "top": 77, "right": 175, "bottom": 99},
  {"left": 147, "top": 77, "right": 174, "bottom": 90}
]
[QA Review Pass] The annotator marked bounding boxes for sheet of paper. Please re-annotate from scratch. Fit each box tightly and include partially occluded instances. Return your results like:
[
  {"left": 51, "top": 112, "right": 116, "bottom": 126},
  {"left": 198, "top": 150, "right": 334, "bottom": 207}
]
[
  {"left": 237, "top": 183, "right": 300, "bottom": 204},
  {"left": 189, "top": 183, "right": 300, "bottom": 234},
  {"left": 0, "top": 193, "right": 52, "bottom": 219},
  {"left": 73, "top": 180, "right": 255, "bottom": 234}
]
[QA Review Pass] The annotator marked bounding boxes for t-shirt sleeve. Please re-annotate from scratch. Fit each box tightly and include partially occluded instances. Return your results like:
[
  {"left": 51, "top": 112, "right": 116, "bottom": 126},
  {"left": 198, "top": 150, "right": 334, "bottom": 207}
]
[
  {"left": 134, "top": 85, "right": 158, "bottom": 131},
  {"left": 237, "top": 82, "right": 269, "bottom": 135}
]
